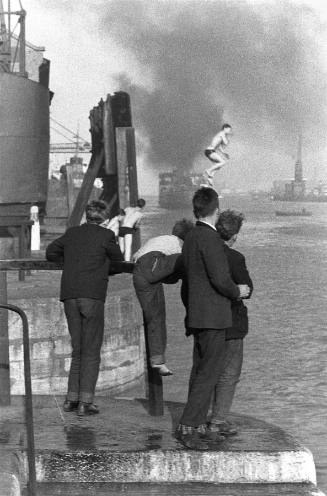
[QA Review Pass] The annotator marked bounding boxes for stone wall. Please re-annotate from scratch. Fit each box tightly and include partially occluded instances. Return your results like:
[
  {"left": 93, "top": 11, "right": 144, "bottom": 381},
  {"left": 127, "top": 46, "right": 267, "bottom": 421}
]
[{"left": 8, "top": 288, "right": 145, "bottom": 396}]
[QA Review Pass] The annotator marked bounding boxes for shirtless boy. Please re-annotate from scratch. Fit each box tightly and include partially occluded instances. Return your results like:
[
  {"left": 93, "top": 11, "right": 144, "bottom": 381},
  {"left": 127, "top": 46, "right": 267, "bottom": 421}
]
[
  {"left": 119, "top": 199, "right": 146, "bottom": 261},
  {"left": 204, "top": 124, "right": 232, "bottom": 186}
]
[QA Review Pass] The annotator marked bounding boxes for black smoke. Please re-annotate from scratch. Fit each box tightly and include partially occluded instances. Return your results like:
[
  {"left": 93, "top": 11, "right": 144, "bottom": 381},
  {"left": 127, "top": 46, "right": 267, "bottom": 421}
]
[{"left": 100, "top": 0, "right": 327, "bottom": 172}]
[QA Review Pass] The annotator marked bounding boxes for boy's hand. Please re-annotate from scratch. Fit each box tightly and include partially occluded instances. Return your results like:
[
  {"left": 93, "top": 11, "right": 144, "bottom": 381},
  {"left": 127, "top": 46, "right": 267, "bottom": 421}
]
[{"left": 238, "top": 284, "right": 250, "bottom": 298}]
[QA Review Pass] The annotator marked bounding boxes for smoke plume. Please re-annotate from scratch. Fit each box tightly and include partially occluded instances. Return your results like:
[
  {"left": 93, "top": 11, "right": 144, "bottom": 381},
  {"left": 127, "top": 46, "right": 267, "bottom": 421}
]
[{"left": 101, "top": 0, "right": 327, "bottom": 175}]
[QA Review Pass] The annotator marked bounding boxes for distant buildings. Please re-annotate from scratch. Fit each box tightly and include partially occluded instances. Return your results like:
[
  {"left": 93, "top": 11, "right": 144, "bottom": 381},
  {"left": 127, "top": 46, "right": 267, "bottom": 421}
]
[{"left": 271, "top": 136, "right": 327, "bottom": 202}]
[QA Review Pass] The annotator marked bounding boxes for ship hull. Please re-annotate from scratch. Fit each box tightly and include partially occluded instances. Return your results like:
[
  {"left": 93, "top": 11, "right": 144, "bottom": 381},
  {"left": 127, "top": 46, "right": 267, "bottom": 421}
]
[
  {"left": 0, "top": 73, "right": 50, "bottom": 206},
  {"left": 159, "top": 190, "right": 194, "bottom": 209},
  {"left": 275, "top": 210, "right": 312, "bottom": 217}
]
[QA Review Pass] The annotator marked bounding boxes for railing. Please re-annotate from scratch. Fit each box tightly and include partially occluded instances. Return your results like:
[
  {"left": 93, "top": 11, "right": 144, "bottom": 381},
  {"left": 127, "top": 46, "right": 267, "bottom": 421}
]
[
  {"left": 0, "top": 303, "right": 37, "bottom": 496},
  {"left": 0, "top": 258, "right": 164, "bottom": 495}
]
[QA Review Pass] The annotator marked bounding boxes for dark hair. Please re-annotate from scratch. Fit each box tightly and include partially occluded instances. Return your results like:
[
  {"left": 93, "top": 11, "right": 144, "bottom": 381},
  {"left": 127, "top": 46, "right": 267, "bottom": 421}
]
[
  {"left": 172, "top": 218, "right": 194, "bottom": 240},
  {"left": 85, "top": 200, "right": 109, "bottom": 224},
  {"left": 222, "top": 123, "right": 231, "bottom": 130},
  {"left": 137, "top": 198, "right": 146, "bottom": 208},
  {"left": 192, "top": 187, "right": 219, "bottom": 219},
  {"left": 118, "top": 208, "right": 126, "bottom": 216},
  {"left": 216, "top": 209, "right": 245, "bottom": 241}
]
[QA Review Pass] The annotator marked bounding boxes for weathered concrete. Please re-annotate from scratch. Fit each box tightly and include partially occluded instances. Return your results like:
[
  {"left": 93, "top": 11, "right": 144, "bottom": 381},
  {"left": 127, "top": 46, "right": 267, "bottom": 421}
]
[
  {"left": 6, "top": 272, "right": 145, "bottom": 396},
  {"left": 25, "top": 481, "right": 327, "bottom": 496},
  {"left": 0, "top": 397, "right": 324, "bottom": 495}
]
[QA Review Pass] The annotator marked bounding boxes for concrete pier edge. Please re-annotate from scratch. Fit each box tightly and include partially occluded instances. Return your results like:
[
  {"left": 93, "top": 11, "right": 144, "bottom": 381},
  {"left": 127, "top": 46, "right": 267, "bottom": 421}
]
[{"left": 0, "top": 397, "right": 325, "bottom": 495}]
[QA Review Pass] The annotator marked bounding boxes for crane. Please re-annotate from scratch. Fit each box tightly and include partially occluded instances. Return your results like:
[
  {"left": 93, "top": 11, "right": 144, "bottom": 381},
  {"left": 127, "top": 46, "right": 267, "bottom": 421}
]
[{"left": 50, "top": 117, "right": 91, "bottom": 154}]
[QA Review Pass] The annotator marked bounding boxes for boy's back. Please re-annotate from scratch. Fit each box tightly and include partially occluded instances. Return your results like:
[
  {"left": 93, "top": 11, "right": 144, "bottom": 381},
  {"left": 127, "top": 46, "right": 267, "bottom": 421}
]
[{"left": 182, "top": 222, "right": 239, "bottom": 330}]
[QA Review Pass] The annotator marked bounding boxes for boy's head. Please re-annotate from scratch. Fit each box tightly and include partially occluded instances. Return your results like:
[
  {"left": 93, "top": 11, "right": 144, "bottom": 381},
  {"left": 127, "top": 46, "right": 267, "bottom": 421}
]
[
  {"left": 193, "top": 187, "right": 219, "bottom": 220},
  {"left": 172, "top": 218, "right": 194, "bottom": 240},
  {"left": 216, "top": 209, "right": 245, "bottom": 244},
  {"left": 85, "top": 200, "right": 109, "bottom": 224},
  {"left": 222, "top": 123, "right": 232, "bottom": 134},
  {"left": 137, "top": 198, "right": 146, "bottom": 209}
]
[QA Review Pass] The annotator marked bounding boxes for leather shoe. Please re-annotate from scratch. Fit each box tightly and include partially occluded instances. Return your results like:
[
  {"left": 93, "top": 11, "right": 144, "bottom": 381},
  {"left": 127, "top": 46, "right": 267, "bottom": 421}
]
[
  {"left": 63, "top": 400, "right": 78, "bottom": 412},
  {"left": 77, "top": 402, "right": 99, "bottom": 417},
  {"left": 200, "top": 429, "right": 226, "bottom": 443},
  {"left": 175, "top": 429, "right": 210, "bottom": 450},
  {"left": 209, "top": 421, "right": 238, "bottom": 436}
]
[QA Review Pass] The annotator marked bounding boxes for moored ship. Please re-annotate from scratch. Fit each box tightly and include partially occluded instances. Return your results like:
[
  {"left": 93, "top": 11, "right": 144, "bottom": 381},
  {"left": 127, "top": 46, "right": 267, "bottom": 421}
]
[
  {"left": 159, "top": 170, "right": 203, "bottom": 209},
  {"left": 0, "top": 1, "right": 52, "bottom": 219}
]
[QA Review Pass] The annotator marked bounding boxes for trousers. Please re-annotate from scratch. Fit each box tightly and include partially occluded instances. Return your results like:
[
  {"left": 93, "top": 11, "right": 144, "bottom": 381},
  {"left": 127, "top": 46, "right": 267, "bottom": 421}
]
[
  {"left": 64, "top": 298, "right": 104, "bottom": 403},
  {"left": 133, "top": 252, "right": 180, "bottom": 365},
  {"left": 180, "top": 329, "right": 226, "bottom": 427},
  {"left": 210, "top": 338, "right": 243, "bottom": 422}
]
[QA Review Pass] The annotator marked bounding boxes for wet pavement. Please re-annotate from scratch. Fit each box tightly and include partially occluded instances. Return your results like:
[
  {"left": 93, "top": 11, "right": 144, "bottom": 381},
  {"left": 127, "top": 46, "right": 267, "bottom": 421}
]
[
  {"left": 0, "top": 396, "right": 304, "bottom": 453},
  {"left": 0, "top": 397, "right": 318, "bottom": 487}
]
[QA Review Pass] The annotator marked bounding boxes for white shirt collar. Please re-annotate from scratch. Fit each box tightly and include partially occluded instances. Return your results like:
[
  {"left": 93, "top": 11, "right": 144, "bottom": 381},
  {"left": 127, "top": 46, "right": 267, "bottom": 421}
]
[{"left": 199, "top": 220, "right": 217, "bottom": 231}]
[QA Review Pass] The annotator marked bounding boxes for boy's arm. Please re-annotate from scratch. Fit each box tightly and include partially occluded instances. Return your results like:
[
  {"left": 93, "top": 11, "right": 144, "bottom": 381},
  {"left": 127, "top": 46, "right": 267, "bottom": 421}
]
[
  {"left": 201, "top": 237, "right": 240, "bottom": 300},
  {"left": 134, "top": 212, "right": 143, "bottom": 228},
  {"left": 231, "top": 253, "right": 253, "bottom": 298},
  {"left": 104, "top": 231, "right": 124, "bottom": 261},
  {"left": 45, "top": 235, "right": 65, "bottom": 263}
]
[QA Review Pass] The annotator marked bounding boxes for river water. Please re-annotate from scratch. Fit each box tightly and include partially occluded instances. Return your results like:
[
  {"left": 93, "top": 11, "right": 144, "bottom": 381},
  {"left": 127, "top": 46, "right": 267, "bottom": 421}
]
[{"left": 140, "top": 195, "right": 327, "bottom": 491}]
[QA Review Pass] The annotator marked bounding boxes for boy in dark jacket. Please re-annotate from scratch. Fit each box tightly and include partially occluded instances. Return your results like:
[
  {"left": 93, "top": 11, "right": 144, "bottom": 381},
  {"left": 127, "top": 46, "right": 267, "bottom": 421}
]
[
  {"left": 208, "top": 209, "right": 253, "bottom": 436},
  {"left": 175, "top": 188, "right": 250, "bottom": 450},
  {"left": 46, "top": 200, "right": 123, "bottom": 416}
]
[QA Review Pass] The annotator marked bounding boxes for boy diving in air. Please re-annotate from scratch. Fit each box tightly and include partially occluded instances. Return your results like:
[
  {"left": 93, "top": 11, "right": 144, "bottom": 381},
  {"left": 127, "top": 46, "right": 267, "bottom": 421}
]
[{"left": 204, "top": 123, "right": 232, "bottom": 187}]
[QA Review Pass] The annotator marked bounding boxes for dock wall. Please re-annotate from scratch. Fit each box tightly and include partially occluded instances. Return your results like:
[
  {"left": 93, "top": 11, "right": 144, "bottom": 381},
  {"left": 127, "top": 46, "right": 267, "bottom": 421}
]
[{"left": 8, "top": 288, "right": 145, "bottom": 396}]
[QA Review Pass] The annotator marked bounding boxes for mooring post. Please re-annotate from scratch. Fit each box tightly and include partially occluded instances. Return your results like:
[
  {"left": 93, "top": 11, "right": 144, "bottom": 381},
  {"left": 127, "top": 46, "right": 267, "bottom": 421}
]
[
  {"left": 0, "top": 271, "right": 10, "bottom": 405},
  {"left": 143, "top": 318, "right": 164, "bottom": 416}
]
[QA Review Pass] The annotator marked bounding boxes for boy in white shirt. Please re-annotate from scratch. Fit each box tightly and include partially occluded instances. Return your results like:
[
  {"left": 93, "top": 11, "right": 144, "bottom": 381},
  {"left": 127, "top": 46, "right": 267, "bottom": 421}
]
[{"left": 133, "top": 219, "right": 194, "bottom": 376}]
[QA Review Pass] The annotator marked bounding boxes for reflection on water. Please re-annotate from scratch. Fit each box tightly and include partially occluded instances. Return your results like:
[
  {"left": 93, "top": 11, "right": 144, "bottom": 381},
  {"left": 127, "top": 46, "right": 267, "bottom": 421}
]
[{"left": 142, "top": 196, "right": 327, "bottom": 491}]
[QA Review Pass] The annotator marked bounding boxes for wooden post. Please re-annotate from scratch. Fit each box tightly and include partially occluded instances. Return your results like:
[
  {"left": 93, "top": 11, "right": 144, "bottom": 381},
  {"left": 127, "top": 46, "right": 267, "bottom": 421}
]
[
  {"left": 115, "top": 127, "right": 129, "bottom": 208},
  {"left": 125, "top": 127, "right": 141, "bottom": 253},
  {"left": 0, "top": 272, "right": 10, "bottom": 405},
  {"left": 126, "top": 127, "right": 139, "bottom": 206},
  {"left": 103, "top": 95, "right": 117, "bottom": 175},
  {"left": 67, "top": 149, "right": 105, "bottom": 228},
  {"left": 143, "top": 317, "right": 164, "bottom": 416}
]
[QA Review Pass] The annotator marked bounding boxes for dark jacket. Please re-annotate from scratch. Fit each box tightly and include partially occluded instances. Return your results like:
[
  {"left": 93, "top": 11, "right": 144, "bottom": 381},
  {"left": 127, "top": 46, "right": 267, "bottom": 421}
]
[
  {"left": 224, "top": 245, "right": 253, "bottom": 340},
  {"left": 182, "top": 221, "right": 240, "bottom": 331},
  {"left": 46, "top": 223, "right": 124, "bottom": 302}
]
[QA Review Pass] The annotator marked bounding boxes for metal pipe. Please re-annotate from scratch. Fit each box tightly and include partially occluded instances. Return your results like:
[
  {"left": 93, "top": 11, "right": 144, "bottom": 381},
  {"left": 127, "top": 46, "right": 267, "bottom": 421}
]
[
  {"left": 18, "top": 8, "right": 26, "bottom": 76},
  {"left": 0, "top": 303, "right": 36, "bottom": 496},
  {"left": 0, "top": 273, "right": 10, "bottom": 405}
]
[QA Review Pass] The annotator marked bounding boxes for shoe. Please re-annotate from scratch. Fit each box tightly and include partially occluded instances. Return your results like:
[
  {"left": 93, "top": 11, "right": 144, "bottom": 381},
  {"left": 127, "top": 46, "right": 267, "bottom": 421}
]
[
  {"left": 200, "top": 429, "right": 226, "bottom": 443},
  {"left": 175, "top": 429, "right": 210, "bottom": 450},
  {"left": 63, "top": 400, "right": 78, "bottom": 412},
  {"left": 209, "top": 421, "right": 238, "bottom": 436},
  {"left": 77, "top": 402, "right": 99, "bottom": 417}
]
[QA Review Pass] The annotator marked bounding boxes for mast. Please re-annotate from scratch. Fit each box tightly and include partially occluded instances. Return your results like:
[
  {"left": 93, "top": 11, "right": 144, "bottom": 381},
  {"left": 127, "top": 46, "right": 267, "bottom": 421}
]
[
  {"left": 0, "top": 0, "right": 10, "bottom": 72},
  {"left": 0, "top": 1, "right": 27, "bottom": 76}
]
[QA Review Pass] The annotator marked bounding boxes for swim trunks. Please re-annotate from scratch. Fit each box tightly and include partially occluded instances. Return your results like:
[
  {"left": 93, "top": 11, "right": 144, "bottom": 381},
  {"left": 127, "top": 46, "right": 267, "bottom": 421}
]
[
  {"left": 119, "top": 226, "right": 136, "bottom": 237},
  {"left": 204, "top": 148, "right": 215, "bottom": 158}
]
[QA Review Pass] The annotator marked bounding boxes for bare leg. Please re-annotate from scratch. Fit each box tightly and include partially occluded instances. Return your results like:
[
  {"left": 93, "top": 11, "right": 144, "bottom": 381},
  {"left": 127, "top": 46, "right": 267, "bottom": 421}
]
[
  {"left": 124, "top": 233, "right": 133, "bottom": 261},
  {"left": 205, "top": 152, "right": 226, "bottom": 177},
  {"left": 118, "top": 236, "right": 125, "bottom": 256}
]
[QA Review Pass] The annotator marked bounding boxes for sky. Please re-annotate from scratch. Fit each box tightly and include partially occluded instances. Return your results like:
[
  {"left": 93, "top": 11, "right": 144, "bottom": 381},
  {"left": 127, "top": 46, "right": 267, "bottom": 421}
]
[{"left": 17, "top": 0, "right": 327, "bottom": 193}]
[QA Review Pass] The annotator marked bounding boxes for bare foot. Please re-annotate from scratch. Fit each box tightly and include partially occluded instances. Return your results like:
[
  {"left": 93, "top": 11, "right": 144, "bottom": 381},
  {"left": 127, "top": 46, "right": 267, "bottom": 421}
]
[{"left": 152, "top": 364, "right": 173, "bottom": 376}]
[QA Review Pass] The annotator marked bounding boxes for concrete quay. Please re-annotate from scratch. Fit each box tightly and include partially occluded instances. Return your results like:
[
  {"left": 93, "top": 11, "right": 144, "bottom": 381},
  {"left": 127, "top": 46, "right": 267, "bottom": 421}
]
[
  {"left": 5, "top": 271, "right": 145, "bottom": 398},
  {"left": 0, "top": 397, "right": 324, "bottom": 495}
]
